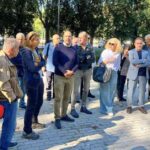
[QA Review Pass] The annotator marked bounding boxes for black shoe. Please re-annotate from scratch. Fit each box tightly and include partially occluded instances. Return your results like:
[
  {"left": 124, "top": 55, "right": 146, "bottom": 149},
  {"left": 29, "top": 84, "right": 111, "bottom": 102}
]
[
  {"left": 80, "top": 106, "right": 92, "bottom": 114},
  {"left": 70, "top": 109, "right": 79, "bottom": 118},
  {"left": 9, "top": 142, "right": 18, "bottom": 147},
  {"left": 88, "top": 93, "right": 95, "bottom": 98},
  {"left": 22, "top": 131, "right": 39, "bottom": 140},
  {"left": 76, "top": 100, "right": 80, "bottom": 103},
  {"left": 55, "top": 119, "right": 61, "bottom": 129},
  {"left": 119, "top": 98, "right": 126, "bottom": 101},
  {"left": 61, "top": 115, "right": 74, "bottom": 122},
  {"left": 47, "top": 91, "right": 51, "bottom": 101}
]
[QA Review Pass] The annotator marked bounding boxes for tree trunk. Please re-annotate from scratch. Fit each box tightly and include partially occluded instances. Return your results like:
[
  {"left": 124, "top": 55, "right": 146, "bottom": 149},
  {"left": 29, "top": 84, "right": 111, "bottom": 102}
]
[{"left": 45, "top": 26, "right": 50, "bottom": 44}]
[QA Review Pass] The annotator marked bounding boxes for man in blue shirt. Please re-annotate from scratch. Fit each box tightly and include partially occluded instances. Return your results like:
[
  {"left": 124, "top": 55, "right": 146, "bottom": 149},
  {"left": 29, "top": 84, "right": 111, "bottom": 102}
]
[
  {"left": 43, "top": 34, "right": 60, "bottom": 101},
  {"left": 53, "top": 30, "right": 78, "bottom": 129}
]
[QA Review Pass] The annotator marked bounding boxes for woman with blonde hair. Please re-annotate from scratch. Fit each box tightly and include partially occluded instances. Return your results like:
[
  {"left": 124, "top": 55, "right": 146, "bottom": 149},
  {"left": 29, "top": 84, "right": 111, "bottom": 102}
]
[
  {"left": 21, "top": 31, "right": 45, "bottom": 140},
  {"left": 98, "top": 38, "right": 122, "bottom": 116}
]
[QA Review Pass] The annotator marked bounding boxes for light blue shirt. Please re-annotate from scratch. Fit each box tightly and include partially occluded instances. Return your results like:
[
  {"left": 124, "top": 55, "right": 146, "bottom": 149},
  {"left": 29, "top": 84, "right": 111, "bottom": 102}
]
[{"left": 43, "top": 42, "right": 55, "bottom": 72}]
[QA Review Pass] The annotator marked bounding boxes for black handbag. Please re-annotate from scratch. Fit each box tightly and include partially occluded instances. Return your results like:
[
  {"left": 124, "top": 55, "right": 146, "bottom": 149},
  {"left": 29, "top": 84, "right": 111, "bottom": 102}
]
[{"left": 93, "top": 64, "right": 112, "bottom": 83}]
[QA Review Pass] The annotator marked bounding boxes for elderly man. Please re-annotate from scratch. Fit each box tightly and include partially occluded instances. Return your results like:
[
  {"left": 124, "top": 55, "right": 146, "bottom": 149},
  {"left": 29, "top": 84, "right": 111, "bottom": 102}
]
[
  {"left": 143, "top": 34, "right": 150, "bottom": 100},
  {"left": 127, "top": 37, "right": 150, "bottom": 114},
  {"left": 0, "top": 38, "right": 22, "bottom": 149},
  {"left": 53, "top": 30, "right": 78, "bottom": 129},
  {"left": 71, "top": 31, "right": 95, "bottom": 118},
  {"left": 10, "top": 33, "right": 26, "bottom": 109},
  {"left": 43, "top": 34, "right": 60, "bottom": 101}
]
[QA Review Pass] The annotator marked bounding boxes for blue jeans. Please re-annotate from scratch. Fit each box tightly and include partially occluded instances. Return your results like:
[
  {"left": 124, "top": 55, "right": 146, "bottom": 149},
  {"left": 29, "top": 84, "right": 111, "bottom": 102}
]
[
  {"left": 18, "top": 77, "right": 26, "bottom": 107},
  {"left": 0, "top": 100, "right": 18, "bottom": 150},
  {"left": 99, "top": 70, "right": 118, "bottom": 114}
]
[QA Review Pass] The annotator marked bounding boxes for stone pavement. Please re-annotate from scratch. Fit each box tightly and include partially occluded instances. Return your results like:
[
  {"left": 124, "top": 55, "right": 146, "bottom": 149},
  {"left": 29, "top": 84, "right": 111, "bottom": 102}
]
[{"left": 1, "top": 80, "right": 150, "bottom": 150}]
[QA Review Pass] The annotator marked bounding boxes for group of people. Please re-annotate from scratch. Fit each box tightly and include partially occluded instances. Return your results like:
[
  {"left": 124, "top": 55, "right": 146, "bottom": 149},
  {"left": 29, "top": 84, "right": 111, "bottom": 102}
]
[{"left": 1, "top": 29, "right": 150, "bottom": 150}]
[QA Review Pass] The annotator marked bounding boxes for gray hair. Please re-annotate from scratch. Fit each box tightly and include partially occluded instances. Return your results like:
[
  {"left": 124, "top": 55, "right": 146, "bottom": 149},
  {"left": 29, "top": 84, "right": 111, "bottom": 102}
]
[
  {"left": 3, "top": 38, "right": 19, "bottom": 52},
  {"left": 78, "top": 31, "right": 88, "bottom": 38},
  {"left": 16, "top": 32, "right": 25, "bottom": 39},
  {"left": 145, "top": 34, "right": 150, "bottom": 40}
]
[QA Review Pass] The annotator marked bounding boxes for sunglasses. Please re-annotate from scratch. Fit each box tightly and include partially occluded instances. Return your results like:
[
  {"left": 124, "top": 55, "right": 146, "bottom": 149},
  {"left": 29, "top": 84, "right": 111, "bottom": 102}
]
[{"left": 109, "top": 42, "right": 115, "bottom": 46}]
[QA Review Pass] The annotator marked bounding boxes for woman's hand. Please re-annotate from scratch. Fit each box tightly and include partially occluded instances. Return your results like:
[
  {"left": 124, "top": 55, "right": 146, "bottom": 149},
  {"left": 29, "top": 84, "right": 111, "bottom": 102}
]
[{"left": 103, "top": 56, "right": 116, "bottom": 64}]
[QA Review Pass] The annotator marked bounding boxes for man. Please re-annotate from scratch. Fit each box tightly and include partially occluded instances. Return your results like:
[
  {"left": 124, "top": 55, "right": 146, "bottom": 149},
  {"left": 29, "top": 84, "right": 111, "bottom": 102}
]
[
  {"left": 53, "top": 30, "right": 78, "bottom": 129},
  {"left": 0, "top": 38, "right": 22, "bottom": 149},
  {"left": 71, "top": 31, "right": 95, "bottom": 118},
  {"left": 43, "top": 34, "right": 60, "bottom": 101},
  {"left": 143, "top": 34, "right": 150, "bottom": 100},
  {"left": 10, "top": 33, "right": 26, "bottom": 109},
  {"left": 127, "top": 37, "right": 150, "bottom": 114}
]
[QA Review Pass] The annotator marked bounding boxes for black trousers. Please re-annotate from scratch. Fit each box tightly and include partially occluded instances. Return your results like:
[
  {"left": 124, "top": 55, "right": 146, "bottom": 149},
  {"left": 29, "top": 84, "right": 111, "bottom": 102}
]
[
  {"left": 24, "top": 79, "right": 44, "bottom": 134},
  {"left": 117, "top": 71, "right": 126, "bottom": 100},
  {"left": 148, "top": 78, "right": 150, "bottom": 98}
]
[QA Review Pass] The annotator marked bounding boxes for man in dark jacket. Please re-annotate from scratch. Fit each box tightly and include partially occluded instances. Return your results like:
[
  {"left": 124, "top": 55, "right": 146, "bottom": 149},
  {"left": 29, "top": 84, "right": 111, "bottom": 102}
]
[
  {"left": 10, "top": 33, "right": 26, "bottom": 109},
  {"left": 143, "top": 34, "right": 150, "bottom": 100},
  {"left": 71, "top": 31, "right": 95, "bottom": 118}
]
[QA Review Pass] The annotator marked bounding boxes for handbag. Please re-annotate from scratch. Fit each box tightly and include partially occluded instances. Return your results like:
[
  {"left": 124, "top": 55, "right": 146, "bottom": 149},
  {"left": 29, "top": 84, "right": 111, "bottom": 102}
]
[
  {"left": 0, "top": 105, "right": 4, "bottom": 119},
  {"left": 93, "top": 64, "right": 112, "bottom": 83}
]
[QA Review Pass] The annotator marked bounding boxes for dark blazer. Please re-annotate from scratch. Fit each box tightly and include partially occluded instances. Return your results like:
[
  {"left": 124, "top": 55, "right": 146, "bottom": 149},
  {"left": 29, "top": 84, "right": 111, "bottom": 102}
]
[
  {"left": 21, "top": 48, "right": 45, "bottom": 89},
  {"left": 10, "top": 47, "right": 24, "bottom": 77}
]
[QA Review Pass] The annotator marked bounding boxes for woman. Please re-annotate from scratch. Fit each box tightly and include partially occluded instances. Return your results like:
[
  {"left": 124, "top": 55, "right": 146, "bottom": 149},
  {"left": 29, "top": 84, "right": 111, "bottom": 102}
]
[
  {"left": 21, "top": 31, "right": 45, "bottom": 140},
  {"left": 98, "top": 38, "right": 122, "bottom": 116},
  {"left": 117, "top": 44, "right": 130, "bottom": 102}
]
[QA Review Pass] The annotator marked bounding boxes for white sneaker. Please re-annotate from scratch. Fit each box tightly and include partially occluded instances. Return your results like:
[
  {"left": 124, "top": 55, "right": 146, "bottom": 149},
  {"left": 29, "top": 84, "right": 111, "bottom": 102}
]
[{"left": 108, "top": 112, "right": 114, "bottom": 117}]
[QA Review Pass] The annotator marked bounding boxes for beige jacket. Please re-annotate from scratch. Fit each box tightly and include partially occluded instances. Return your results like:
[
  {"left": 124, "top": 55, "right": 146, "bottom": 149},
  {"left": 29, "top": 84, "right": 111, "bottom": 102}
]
[{"left": 0, "top": 50, "right": 23, "bottom": 103}]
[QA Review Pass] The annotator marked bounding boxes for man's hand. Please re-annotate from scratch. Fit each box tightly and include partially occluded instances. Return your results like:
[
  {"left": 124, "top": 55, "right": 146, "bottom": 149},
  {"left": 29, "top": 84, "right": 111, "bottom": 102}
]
[
  {"left": 64, "top": 70, "right": 74, "bottom": 78},
  {"left": 42, "top": 67, "right": 46, "bottom": 72}
]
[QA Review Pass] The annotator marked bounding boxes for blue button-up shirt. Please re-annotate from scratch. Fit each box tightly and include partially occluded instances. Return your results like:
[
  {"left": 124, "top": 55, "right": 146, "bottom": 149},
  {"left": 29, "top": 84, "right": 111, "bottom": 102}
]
[{"left": 43, "top": 42, "right": 55, "bottom": 72}]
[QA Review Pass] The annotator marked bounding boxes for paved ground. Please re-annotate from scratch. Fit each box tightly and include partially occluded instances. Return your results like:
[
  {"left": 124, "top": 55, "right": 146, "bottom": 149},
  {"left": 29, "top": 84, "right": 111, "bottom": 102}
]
[{"left": 1, "top": 80, "right": 150, "bottom": 150}]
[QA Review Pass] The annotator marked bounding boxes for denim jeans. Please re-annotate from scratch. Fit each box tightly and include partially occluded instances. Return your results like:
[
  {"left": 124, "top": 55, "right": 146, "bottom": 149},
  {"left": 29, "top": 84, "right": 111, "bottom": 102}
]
[
  {"left": 18, "top": 77, "right": 26, "bottom": 107},
  {"left": 0, "top": 100, "right": 18, "bottom": 150},
  {"left": 24, "top": 79, "right": 44, "bottom": 133},
  {"left": 99, "top": 70, "right": 118, "bottom": 114}
]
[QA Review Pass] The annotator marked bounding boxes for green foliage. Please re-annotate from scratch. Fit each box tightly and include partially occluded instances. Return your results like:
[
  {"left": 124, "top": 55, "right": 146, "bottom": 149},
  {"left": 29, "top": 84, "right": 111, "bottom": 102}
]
[{"left": 0, "top": 0, "right": 36, "bottom": 36}]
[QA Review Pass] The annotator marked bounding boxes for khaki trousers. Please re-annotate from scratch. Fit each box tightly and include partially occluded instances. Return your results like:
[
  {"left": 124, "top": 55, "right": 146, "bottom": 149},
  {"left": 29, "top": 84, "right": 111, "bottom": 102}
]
[{"left": 54, "top": 74, "right": 74, "bottom": 119}]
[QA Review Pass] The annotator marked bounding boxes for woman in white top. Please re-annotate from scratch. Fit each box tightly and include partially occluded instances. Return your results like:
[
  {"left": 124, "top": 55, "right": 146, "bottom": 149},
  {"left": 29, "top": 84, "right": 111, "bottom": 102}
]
[{"left": 98, "top": 38, "right": 122, "bottom": 116}]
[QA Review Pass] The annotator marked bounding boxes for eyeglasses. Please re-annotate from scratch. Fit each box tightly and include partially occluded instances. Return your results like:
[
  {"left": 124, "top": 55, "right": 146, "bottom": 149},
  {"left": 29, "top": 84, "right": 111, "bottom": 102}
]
[{"left": 109, "top": 43, "right": 115, "bottom": 46}]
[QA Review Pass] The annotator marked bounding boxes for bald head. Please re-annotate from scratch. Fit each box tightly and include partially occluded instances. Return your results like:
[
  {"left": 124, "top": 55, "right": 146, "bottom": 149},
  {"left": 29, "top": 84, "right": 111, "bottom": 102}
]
[
  {"left": 16, "top": 32, "right": 25, "bottom": 47},
  {"left": 3, "top": 37, "right": 19, "bottom": 58},
  {"left": 52, "top": 34, "right": 60, "bottom": 46}
]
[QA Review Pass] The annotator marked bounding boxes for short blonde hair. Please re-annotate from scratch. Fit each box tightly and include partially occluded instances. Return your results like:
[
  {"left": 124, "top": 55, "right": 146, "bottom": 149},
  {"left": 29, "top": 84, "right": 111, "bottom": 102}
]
[
  {"left": 26, "top": 31, "right": 39, "bottom": 48},
  {"left": 105, "top": 38, "right": 122, "bottom": 53}
]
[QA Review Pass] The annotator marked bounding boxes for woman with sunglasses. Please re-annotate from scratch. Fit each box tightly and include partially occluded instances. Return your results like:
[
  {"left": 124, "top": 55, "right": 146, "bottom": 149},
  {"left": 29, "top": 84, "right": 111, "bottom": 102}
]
[
  {"left": 98, "top": 38, "right": 122, "bottom": 116},
  {"left": 21, "top": 31, "right": 45, "bottom": 140}
]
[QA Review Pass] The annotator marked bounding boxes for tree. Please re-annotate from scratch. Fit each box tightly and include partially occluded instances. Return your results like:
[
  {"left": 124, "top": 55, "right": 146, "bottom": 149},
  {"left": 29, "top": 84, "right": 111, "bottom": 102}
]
[
  {"left": 0, "top": 0, "right": 36, "bottom": 36},
  {"left": 36, "top": 0, "right": 58, "bottom": 43}
]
